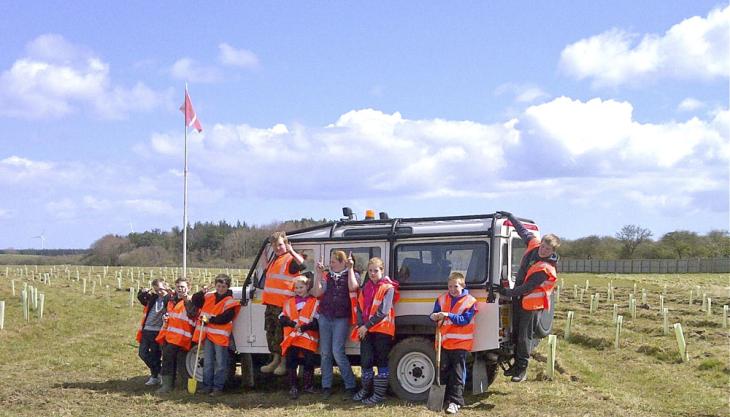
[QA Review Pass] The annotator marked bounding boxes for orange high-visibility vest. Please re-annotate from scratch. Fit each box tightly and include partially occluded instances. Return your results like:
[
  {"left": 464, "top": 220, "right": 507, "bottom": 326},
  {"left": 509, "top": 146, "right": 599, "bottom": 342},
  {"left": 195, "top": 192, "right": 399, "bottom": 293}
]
[
  {"left": 262, "top": 253, "right": 297, "bottom": 308},
  {"left": 154, "top": 298, "right": 176, "bottom": 344},
  {"left": 521, "top": 260, "right": 557, "bottom": 311},
  {"left": 351, "top": 281, "right": 398, "bottom": 340},
  {"left": 437, "top": 293, "right": 477, "bottom": 351},
  {"left": 280, "top": 296, "right": 320, "bottom": 355},
  {"left": 155, "top": 298, "right": 195, "bottom": 350},
  {"left": 192, "top": 292, "right": 240, "bottom": 347},
  {"left": 349, "top": 290, "right": 358, "bottom": 325}
]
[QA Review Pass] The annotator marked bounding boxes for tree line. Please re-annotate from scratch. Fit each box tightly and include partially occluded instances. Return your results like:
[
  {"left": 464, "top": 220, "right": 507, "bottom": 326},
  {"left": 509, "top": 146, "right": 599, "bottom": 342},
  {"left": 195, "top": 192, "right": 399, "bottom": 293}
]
[
  {"left": 4, "top": 221, "right": 727, "bottom": 267},
  {"left": 559, "top": 225, "right": 730, "bottom": 260}
]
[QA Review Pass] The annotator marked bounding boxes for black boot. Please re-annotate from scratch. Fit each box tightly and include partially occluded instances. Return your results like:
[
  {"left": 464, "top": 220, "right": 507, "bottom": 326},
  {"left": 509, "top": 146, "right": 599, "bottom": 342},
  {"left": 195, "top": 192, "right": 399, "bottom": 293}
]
[
  {"left": 288, "top": 369, "right": 299, "bottom": 399},
  {"left": 362, "top": 375, "right": 388, "bottom": 405},
  {"left": 302, "top": 368, "right": 317, "bottom": 394},
  {"left": 352, "top": 373, "right": 373, "bottom": 401}
]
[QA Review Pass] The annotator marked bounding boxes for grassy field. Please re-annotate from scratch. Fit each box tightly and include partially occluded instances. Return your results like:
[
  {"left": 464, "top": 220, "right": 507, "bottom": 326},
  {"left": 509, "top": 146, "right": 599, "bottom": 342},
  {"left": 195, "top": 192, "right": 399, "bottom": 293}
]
[{"left": 0, "top": 266, "right": 727, "bottom": 417}]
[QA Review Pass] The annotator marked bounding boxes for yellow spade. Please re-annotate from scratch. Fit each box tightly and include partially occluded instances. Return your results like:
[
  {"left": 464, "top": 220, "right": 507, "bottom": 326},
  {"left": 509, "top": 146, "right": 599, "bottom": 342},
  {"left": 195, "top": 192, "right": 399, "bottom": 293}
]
[{"left": 188, "top": 316, "right": 207, "bottom": 394}]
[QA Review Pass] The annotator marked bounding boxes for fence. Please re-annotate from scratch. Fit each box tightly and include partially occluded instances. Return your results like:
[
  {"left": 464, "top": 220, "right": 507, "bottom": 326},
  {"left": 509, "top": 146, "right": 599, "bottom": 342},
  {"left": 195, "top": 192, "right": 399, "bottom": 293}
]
[{"left": 559, "top": 258, "right": 730, "bottom": 273}]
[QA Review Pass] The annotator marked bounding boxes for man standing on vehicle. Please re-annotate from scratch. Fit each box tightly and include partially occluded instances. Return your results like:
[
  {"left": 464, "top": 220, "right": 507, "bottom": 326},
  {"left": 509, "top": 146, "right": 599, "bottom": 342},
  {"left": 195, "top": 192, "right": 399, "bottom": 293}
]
[
  {"left": 496, "top": 211, "right": 560, "bottom": 382},
  {"left": 260, "top": 231, "right": 305, "bottom": 376}
]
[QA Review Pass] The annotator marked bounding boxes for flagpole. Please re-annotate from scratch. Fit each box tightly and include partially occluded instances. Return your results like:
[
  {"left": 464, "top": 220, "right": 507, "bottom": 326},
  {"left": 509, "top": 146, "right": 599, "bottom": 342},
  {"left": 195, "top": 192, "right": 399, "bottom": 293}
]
[{"left": 182, "top": 83, "right": 189, "bottom": 279}]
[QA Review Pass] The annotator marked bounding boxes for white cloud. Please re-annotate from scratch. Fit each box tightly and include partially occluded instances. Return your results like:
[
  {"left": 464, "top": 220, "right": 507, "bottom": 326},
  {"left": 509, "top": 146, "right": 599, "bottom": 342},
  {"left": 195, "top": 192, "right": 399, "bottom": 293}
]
[
  {"left": 0, "top": 208, "right": 12, "bottom": 220},
  {"left": 46, "top": 198, "right": 77, "bottom": 219},
  {"left": 521, "top": 97, "right": 728, "bottom": 169},
  {"left": 0, "top": 34, "right": 170, "bottom": 119},
  {"left": 123, "top": 199, "right": 174, "bottom": 215},
  {"left": 560, "top": 5, "right": 730, "bottom": 86},
  {"left": 148, "top": 108, "right": 521, "bottom": 199},
  {"left": 495, "top": 83, "right": 549, "bottom": 103},
  {"left": 677, "top": 97, "right": 705, "bottom": 112},
  {"left": 170, "top": 58, "right": 222, "bottom": 83},
  {"left": 218, "top": 43, "right": 260, "bottom": 69}
]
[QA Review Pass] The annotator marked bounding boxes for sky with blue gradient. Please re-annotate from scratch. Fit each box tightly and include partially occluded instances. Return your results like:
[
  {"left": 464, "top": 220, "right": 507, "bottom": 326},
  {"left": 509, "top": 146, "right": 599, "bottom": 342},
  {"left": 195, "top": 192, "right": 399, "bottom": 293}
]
[{"left": 0, "top": 1, "right": 727, "bottom": 249}]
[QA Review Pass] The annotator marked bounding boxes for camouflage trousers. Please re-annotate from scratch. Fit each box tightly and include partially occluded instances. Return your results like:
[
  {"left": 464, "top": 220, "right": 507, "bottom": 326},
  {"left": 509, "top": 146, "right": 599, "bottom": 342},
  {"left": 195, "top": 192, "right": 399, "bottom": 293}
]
[{"left": 265, "top": 304, "right": 283, "bottom": 355}]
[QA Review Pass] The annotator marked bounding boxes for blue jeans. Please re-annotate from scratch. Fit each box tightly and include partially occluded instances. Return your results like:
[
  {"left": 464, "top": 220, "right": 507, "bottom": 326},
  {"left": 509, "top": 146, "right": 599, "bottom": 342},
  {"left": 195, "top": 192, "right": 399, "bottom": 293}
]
[
  {"left": 318, "top": 315, "right": 356, "bottom": 389},
  {"left": 202, "top": 338, "right": 229, "bottom": 391}
]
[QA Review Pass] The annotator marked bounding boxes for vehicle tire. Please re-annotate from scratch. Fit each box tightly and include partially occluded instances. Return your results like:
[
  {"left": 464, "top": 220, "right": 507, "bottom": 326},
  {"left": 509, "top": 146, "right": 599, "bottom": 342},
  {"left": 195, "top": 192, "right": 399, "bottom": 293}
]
[
  {"left": 185, "top": 344, "right": 204, "bottom": 382},
  {"left": 184, "top": 343, "right": 238, "bottom": 387},
  {"left": 533, "top": 292, "right": 555, "bottom": 338},
  {"left": 388, "top": 337, "right": 436, "bottom": 402}
]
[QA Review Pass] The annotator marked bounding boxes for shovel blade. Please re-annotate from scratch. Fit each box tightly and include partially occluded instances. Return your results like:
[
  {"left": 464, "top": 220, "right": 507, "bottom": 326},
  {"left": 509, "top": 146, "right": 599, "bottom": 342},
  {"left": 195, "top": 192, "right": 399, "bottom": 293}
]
[
  {"left": 187, "top": 378, "right": 197, "bottom": 394},
  {"left": 426, "top": 384, "right": 446, "bottom": 412}
]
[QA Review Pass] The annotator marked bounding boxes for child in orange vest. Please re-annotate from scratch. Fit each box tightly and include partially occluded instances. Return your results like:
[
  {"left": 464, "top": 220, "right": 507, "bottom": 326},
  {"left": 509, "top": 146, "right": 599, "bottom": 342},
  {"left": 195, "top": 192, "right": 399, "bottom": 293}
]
[
  {"left": 279, "top": 275, "right": 320, "bottom": 399},
  {"left": 352, "top": 257, "right": 399, "bottom": 405},
  {"left": 430, "top": 272, "right": 478, "bottom": 414}
]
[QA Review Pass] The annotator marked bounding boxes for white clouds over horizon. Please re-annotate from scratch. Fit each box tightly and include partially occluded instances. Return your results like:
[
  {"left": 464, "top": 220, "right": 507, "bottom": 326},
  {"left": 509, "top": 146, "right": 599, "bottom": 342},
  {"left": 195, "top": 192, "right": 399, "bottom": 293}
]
[
  {"left": 0, "top": 34, "right": 172, "bottom": 119},
  {"left": 141, "top": 103, "right": 728, "bottom": 217},
  {"left": 560, "top": 5, "right": 730, "bottom": 87}
]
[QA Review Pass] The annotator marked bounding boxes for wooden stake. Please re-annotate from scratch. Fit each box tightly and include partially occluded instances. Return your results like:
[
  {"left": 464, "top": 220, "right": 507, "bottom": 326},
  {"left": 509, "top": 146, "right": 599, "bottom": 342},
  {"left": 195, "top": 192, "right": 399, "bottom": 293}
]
[
  {"left": 585, "top": 280, "right": 589, "bottom": 290},
  {"left": 546, "top": 334, "right": 557, "bottom": 380},
  {"left": 82, "top": 278, "right": 87, "bottom": 295},
  {"left": 129, "top": 287, "right": 135, "bottom": 307},
  {"left": 589, "top": 294, "right": 596, "bottom": 315},
  {"left": 0, "top": 300, "right": 4, "bottom": 330},
  {"left": 722, "top": 305, "right": 728, "bottom": 329},
  {"left": 662, "top": 308, "right": 669, "bottom": 335},
  {"left": 11, "top": 280, "right": 15, "bottom": 297},
  {"left": 706, "top": 298, "right": 712, "bottom": 316},
  {"left": 659, "top": 295, "right": 664, "bottom": 312},
  {"left": 674, "top": 323, "right": 688, "bottom": 362},
  {"left": 612, "top": 304, "right": 618, "bottom": 323}
]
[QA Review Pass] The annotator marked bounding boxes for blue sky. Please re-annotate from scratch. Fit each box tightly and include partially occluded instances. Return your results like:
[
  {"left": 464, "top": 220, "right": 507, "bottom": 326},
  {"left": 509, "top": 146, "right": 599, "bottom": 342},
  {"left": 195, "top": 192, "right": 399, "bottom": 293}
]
[{"left": 0, "top": 1, "right": 727, "bottom": 249}]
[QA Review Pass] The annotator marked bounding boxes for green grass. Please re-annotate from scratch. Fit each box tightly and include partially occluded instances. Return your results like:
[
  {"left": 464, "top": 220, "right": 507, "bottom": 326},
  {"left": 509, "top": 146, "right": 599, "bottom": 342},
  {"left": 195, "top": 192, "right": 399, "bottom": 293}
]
[{"left": 0, "top": 268, "right": 728, "bottom": 417}]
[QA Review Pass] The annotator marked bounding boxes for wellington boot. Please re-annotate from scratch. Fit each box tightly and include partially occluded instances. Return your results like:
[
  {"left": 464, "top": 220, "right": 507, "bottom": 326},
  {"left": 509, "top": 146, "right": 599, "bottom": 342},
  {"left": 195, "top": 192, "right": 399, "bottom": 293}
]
[
  {"left": 260, "top": 354, "right": 281, "bottom": 374},
  {"left": 156, "top": 375, "right": 174, "bottom": 394},
  {"left": 273, "top": 357, "right": 288, "bottom": 376}
]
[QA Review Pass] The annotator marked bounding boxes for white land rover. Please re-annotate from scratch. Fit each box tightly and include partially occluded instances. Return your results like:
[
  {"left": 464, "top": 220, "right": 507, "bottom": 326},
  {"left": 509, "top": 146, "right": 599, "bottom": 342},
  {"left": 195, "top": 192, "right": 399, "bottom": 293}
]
[{"left": 186, "top": 209, "right": 555, "bottom": 401}]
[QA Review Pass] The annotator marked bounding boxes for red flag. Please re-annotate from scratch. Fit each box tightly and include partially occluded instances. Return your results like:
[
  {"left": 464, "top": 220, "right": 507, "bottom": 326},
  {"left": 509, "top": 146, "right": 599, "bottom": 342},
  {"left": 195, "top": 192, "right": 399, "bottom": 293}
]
[{"left": 179, "top": 88, "right": 203, "bottom": 133}]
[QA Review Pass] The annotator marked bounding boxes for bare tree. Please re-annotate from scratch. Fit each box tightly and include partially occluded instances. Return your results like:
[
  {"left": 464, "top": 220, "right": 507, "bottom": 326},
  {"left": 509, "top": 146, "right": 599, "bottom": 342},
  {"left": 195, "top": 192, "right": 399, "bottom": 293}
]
[{"left": 615, "top": 225, "right": 653, "bottom": 258}]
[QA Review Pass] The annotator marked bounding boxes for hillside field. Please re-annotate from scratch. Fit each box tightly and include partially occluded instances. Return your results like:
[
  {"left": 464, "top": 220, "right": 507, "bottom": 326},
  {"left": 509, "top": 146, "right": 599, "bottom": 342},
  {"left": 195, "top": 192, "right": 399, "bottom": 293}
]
[{"left": 0, "top": 266, "right": 727, "bottom": 417}]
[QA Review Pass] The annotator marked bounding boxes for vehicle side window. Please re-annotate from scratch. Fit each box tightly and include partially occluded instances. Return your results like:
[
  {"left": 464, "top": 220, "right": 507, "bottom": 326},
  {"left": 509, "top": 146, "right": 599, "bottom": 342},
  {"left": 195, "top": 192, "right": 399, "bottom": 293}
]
[
  {"left": 330, "top": 247, "right": 382, "bottom": 284},
  {"left": 395, "top": 242, "right": 488, "bottom": 286},
  {"left": 511, "top": 238, "right": 526, "bottom": 281}
]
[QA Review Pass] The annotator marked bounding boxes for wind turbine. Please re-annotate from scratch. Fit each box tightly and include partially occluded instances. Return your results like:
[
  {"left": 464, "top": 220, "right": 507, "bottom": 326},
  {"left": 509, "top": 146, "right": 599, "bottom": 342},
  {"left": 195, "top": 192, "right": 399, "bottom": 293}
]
[{"left": 32, "top": 231, "right": 46, "bottom": 250}]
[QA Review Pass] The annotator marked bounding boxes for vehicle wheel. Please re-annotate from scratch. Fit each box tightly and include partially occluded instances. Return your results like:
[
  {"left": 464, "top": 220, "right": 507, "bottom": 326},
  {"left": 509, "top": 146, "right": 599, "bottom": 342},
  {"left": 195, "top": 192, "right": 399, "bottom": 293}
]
[
  {"left": 485, "top": 363, "right": 497, "bottom": 387},
  {"left": 534, "top": 292, "right": 555, "bottom": 338},
  {"left": 185, "top": 344, "right": 204, "bottom": 382},
  {"left": 388, "top": 337, "right": 436, "bottom": 402}
]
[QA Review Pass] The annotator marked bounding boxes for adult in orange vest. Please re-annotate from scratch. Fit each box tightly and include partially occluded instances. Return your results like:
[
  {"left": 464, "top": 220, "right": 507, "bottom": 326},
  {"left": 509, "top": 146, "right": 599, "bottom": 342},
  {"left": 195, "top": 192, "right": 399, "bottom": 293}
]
[
  {"left": 156, "top": 277, "right": 196, "bottom": 394},
  {"left": 136, "top": 278, "right": 170, "bottom": 387},
  {"left": 312, "top": 250, "right": 359, "bottom": 398},
  {"left": 191, "top": 274, "right": 240, "bottom": 396},
  {"left": 279, "top": 275, "right": 319, "bottom": 399},
  {"left": 260, "top": 231, "right": 305, "bottom": 376},
  {"left": 430, "top": 272, "right": 478, "bottom": 414},
  {"left": 496, "top": 211, "right": 560, "bottom": 382},
  {"left": 352, "top": 257, "right": 399, "bottom": 405}
]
